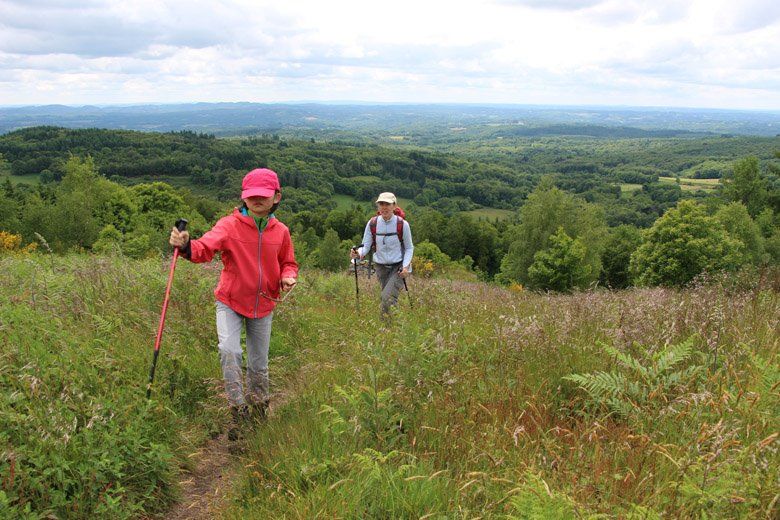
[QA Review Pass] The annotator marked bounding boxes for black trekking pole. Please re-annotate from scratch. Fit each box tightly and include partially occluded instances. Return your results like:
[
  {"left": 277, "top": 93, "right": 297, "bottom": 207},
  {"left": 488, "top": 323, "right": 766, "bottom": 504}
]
[
  {"left": 351, "top": 246, "right": 360, "bottom": 311},
  {"left": 147, "top": 218, "right": 188, "bottom": 399},
  {"left": 399, "top": 267, "right": 413, "bottom": 309}
]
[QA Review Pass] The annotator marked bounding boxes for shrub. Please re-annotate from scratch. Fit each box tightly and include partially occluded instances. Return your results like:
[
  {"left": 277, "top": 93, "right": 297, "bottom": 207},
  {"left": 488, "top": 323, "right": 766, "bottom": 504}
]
[{"left": 0, "top": 231, "right": 36, "bottom": 255}]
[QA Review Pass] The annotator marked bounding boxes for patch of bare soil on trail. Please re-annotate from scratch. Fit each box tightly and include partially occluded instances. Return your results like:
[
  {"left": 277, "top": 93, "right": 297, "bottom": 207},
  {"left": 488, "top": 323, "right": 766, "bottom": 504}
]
[
  {"left": 162, "top": 359, "right": 317, "bottom": 519},
  {"left": 166, "top": 433, "right": 235, "bottom": 520}
]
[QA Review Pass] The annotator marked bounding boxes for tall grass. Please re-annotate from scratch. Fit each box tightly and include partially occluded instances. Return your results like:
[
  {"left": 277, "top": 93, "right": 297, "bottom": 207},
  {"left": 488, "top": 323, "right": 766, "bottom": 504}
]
[
  {"left": 1, "top": 255, "right": 777, "bottom": 518},
  {"left": 0, "top": 255, "right": 230, "bottom": 518},
  {"left": 224, "top": 271, "right": 778, "bottom": 518}
]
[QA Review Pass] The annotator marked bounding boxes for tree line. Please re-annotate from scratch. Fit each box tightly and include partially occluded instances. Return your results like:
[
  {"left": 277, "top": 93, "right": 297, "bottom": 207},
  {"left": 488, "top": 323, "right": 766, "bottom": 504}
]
[{"left": 0, "top": 127, "right": 778, "bottom": 290}]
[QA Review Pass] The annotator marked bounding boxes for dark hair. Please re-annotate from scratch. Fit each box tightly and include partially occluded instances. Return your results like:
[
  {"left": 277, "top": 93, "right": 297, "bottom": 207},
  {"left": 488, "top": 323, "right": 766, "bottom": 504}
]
[{"left": 270, "top": 190, "right": 281, "bottom": 214}]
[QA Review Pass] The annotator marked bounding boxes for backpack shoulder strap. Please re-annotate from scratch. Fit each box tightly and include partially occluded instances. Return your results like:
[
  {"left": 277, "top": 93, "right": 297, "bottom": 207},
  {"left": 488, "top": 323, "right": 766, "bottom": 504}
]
[
  {"left": 396, "top": 216, "right": 404, "bottom": 245},
  {"left": 396, "top": 216, "right": 405, "bottom": 258}
]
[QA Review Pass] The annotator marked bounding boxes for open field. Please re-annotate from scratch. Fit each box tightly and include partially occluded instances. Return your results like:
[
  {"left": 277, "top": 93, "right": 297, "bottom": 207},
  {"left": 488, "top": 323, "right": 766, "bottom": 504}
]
[
  {"left": 618, "top": 183, "right": 643, "bottom": 193},
  {"left": 1, "top": 172, "right": 40, "bottom": 185},
  {"left": 659, "top": 176, "right": 721, "bottom": 191},
  {"left": 462, "top": 207, "right": 515, "bottom": 220},
  {"left": 333, "top": 193, "right": 363, "bottom": 210},
  {"left": 2, "top": 253, "right": 778, "bottom": 518}
]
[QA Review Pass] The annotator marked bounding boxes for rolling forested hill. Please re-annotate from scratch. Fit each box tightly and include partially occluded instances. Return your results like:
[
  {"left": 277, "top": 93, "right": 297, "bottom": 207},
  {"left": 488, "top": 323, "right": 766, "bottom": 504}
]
[
  {"left": 2, "top": 126, "right": 778, "bottom": 212},
  {"left": 1, "top": 120, "right": 778, "bottom": 286}
]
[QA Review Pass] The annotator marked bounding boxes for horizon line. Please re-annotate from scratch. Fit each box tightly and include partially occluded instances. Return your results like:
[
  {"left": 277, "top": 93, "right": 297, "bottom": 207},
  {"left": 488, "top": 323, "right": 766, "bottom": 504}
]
[{"left": 1, "top": 100, "right": 779, "bottom": 114}]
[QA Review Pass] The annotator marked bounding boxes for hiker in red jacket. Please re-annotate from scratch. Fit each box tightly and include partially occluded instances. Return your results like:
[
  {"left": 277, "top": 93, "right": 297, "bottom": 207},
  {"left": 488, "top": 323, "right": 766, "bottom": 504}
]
[
  {"left": 350, "top": 192, "right": 414, "bottom": 318},
  {"left": 169, "top": 168, "right": 297, "bottom": 440}
]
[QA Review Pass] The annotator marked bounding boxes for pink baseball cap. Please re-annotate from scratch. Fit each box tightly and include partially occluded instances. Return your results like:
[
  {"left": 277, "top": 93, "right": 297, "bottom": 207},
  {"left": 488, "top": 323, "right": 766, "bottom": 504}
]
[{"left": 241, "top": 168, "right": 280, "bottom": 199}]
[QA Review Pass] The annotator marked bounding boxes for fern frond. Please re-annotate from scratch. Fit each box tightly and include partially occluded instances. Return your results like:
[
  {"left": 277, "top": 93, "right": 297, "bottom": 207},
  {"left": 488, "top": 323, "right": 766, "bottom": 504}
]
[
  {"left": 600, "top": 342, "right": 648, "bottom": 378},
  {"left": 565, "top": 371, "right": 628, "bottom": 401},
  {"left": 607, "top": 396, "right": 637, "bottom": 418},
  {"left": 654, "top": 337, "right": 695, "bottom": 374},
  {"left": 750, "top": 352, "right": 780, "bottom": 396}
]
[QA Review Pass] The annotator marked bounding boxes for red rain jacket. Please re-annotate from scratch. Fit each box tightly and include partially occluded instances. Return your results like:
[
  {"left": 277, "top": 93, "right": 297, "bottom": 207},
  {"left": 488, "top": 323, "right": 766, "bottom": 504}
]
[{"left": 186, "top": 209, "right": 298, "bottom": 318}]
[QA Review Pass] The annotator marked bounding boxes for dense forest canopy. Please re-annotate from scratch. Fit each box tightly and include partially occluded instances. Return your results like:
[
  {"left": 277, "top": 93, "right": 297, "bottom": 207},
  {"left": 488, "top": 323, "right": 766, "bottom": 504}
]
[{"left": 1, "top": 122, "right": 778, "bottom": 289}]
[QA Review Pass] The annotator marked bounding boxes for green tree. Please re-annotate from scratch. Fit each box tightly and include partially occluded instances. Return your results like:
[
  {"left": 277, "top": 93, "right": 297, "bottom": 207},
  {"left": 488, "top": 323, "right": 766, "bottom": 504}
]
[
  {"left": 96, "top": 189, "right": 139, "bottom": 233},
  {"left": 290, "top": 227, "right": 318, "bottom": 268},
  {"left": 408, "top": 207, "right": 447, "bottom": 247},
  {"left": 313, "top": 229, "right": 348, "bottom": 271},
  {"left": 765, "top": 230, "right": 780, "bottom": 266},
  {"left": 437, "top": 215, "right": 500, "bottom": 275},
  {"left": 755, "top": 208, "right": 780, "bottom": 264},
  {"left": 630, "top": 200, "right": 744, "bottom": 287},
  {"left": 600, "top": 225, "right": 643, "bottom": 289},
  {"left": 755, "top": 208, "right": 777, "bottom": 238},
  {"left": 52, "top": 189, "right": 100, "bottom": 250},
  {"left": 528, "top": 227, "right": 591, "bottom": 292},
  {"left": 0, "top": 189, "right": 19, "bottom": 233},
  {"left": 49, "top": 156, "right": 117, "bottom": 250},
  {"left": 498, "top": 180, "right": 607, "bottom": 286},
  {"left": 130, "top": 182, "right": 207, "bottom": 252},
  {"left": 131, "top": 182, "right": 188, "bottom": 215},
  {"left": 324, "top": 205, "right": 369, "bottom": 242},
  {"left": 92, "top": 224, "right": 123, "bottom": 254},
  {"left": 714, "top": 202, "right": 765, "bottom": 265},
  {"left": 721, "top": 157, "right": 769, "bottom": 217}
]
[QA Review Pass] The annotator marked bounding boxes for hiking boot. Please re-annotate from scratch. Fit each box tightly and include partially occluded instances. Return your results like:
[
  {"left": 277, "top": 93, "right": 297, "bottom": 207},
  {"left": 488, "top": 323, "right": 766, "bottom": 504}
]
[{"left": 228, "top": 405, "right": 249, "bottom": 441}]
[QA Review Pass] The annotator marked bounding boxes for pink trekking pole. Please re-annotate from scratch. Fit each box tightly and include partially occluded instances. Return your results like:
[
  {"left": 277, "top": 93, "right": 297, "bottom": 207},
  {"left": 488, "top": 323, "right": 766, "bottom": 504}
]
[{"left": 146, "top": 219, "right": 188, "bottom": 399}]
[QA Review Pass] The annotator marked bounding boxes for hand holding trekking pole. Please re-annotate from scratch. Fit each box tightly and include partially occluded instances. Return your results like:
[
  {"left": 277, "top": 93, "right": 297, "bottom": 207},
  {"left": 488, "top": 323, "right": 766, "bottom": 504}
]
[
  {"left": 147, "top": 218, "right": 188, "bottom": 399},
  {"left": 169, "top": 226, "right": 190, "bottom": 248}
]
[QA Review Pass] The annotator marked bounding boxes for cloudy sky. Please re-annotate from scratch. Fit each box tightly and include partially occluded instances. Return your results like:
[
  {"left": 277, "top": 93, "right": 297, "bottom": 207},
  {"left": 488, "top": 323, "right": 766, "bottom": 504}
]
[{"left": 1, "top": 0, "right": 779, "bottom": 109}]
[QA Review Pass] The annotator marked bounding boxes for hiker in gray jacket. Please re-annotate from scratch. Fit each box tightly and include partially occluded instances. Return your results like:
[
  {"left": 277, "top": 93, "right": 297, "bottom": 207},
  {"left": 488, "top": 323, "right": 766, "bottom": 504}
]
[{"left": 350, "top": 192, "right": 414, "bottom": 317}]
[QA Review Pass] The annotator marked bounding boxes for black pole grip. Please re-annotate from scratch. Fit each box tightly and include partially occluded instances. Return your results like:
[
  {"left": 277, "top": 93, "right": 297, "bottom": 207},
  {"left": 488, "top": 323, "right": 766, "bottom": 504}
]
[{"left": 175, "top": 218, "right": 188, "bottom": 232}]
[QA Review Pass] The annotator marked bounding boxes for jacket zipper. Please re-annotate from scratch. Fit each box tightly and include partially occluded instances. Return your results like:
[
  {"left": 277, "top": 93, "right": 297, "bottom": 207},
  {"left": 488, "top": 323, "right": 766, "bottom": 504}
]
[{"left": 253, "top": 221, "right": 263, "bottom": 318}]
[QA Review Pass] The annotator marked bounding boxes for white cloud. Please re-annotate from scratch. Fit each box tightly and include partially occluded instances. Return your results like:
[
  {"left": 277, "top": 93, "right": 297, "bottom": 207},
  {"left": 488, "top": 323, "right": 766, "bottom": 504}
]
[{"left": 0, "top": 0, "right": 777, "bottom": 108}]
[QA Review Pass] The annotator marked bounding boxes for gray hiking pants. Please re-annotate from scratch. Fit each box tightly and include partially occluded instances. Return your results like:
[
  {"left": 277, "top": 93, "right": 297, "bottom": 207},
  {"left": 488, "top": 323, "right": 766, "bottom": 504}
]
[
  {"left": 215, "top": 300, "right": 272, "bottom": 407},
  {"left": 375, "top": 262, "right": 405, "bottom": 317}
]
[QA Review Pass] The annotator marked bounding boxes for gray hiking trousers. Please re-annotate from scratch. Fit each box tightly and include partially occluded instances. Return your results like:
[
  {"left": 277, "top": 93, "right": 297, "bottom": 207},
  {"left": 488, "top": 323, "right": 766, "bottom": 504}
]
[
  {"left": 215, "top": 300, "right": 272, "bottom": 407},
  {"left": 375, "top": 262, "right": 405, "bottom": 317}
]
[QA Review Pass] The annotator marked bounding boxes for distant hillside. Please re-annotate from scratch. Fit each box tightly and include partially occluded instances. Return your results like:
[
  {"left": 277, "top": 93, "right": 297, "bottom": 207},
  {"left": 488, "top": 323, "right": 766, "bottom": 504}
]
[
  {"left": 1, "top": 102, "right": 779, "bottom": 137},
  {"left": 2, "top": 126, "right": 777, "bottom": 231}
]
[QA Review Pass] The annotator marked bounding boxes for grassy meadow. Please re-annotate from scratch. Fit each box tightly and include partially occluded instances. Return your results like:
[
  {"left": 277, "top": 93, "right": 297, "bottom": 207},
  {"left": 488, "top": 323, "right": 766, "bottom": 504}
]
[
  {"left": 462, "top": 207, "right": 515, "bottom": 221},
  {"left": 1, "top": 253, "right": 778, "bottom": 518},
  {"left": 0, "top": 172, "right": 40, "bottom": 185},
  {"left": 618, "top": 183, "right": 643, "bottom": 194},
  {"left": 658, "top": 177, "right": 721, "bottom": 192}
]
